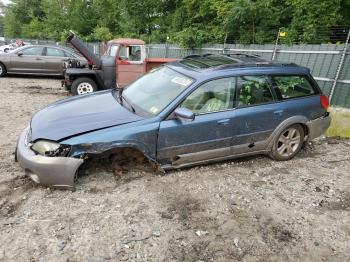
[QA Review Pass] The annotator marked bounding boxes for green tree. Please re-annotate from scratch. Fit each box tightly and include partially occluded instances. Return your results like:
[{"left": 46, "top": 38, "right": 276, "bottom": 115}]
[{"left": 1, "top": 0, "right": 349, "bottom": 46}]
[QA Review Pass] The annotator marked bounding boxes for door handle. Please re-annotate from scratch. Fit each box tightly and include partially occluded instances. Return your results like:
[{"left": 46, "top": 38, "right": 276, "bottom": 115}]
[
  {"left": 217, "top": 119, "right": 230, "bottom": 125},
  {"left": 35, "top": 58, "right": 42, "bottom": 61},
  {"left": 274, "top": 110, "right": 284, "bottom": 116}
]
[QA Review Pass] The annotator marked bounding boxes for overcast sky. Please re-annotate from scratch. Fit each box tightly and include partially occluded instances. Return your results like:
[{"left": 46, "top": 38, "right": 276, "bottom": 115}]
[{"left": 1, "top": 0, "right": 11, "bottom": 5}]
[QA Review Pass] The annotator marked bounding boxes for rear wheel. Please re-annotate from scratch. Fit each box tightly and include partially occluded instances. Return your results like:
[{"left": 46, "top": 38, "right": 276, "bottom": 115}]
[
  {"left": 0, "top": 63, "right": 6, "bottom": 77},
  {"left": 71, "top": 77, "right": 98, "bottom": 95},
  {"left": 270, "top": 124, "right": 304, "bottom": 161}
]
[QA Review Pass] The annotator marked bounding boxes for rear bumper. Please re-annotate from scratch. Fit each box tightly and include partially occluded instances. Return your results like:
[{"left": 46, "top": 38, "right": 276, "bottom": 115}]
[
  {"left": 16, "top": 127, "right": 83, "bottom": 188},
  {"left": 306, "top": 112, "right": 331, "bottom": 140}
]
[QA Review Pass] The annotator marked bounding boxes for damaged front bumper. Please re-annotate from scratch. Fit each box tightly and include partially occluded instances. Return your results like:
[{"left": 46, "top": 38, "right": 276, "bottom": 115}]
[
  {"left": 306, "top": 112, "right": 331, "bottom": 140},
  {"left": 16, "top": 127, "right": 84, "bottom": 188}
]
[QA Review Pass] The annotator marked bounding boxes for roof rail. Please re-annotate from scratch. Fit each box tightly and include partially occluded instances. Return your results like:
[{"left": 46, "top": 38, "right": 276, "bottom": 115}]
[
  {"left": 223, "top": 53, "right": 261, "bottom": 58},
  {"left": 184, "top": 53, "right": 214, "bottom": 59}
]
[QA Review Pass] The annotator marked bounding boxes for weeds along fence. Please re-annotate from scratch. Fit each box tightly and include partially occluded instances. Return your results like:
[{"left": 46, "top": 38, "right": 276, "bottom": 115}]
[{"left": 146, "top": 31, "right": 350, "bottom": 109}]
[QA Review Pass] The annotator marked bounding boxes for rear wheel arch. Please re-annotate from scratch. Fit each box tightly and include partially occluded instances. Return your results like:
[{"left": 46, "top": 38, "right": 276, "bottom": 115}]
[
  {"left": 267, "top": 116, "right": 309, "bottom": 149},
  {"left": 300, "top": 123, "right": 309, "bottom": 140}
]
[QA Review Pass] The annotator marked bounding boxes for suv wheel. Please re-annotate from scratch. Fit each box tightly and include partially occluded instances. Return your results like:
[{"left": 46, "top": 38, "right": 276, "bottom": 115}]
[
  {"left": 71, "top": 77, "right": 97, "bottom": 95},
  {"left": 0, "top": 63, "right": 6, "bottom": 77},
  {"left": 270, "top": 124, "right": 304, "bottom": 161}
]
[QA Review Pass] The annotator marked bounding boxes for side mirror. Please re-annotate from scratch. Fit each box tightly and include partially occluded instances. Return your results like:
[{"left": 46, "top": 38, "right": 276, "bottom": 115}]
[
  {"left": 17, "top": 52, "right": 23, "bottom": 56},
  {"left": 174, "top": 107, "right": 194, "bottom": 121}
]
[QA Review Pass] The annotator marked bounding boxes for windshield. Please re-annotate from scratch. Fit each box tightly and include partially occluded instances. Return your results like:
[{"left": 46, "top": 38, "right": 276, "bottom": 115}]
[
  {"left": 105, "top": 44, "right": 119, "bottom": 57},
  {"left": 123, "top": 67, "right": 194, "bottom": 116}
]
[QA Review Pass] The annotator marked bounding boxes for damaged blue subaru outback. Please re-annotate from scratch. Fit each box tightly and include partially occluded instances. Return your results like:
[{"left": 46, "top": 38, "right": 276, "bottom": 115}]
[{"left": 16, "top": 54, "right": 331, "bottom": 188}]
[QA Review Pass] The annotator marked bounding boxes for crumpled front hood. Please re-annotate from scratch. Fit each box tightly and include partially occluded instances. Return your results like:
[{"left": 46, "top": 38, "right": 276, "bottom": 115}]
[{"left": 30, "top": 90, "right": 143, "bottom": 141}]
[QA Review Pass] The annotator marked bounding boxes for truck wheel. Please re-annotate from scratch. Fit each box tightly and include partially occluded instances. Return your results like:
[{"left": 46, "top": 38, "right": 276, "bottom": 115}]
[
  {"left": 269, "top": 124, "right": 304, "bottom": 161},
  {"left": 71, "top": 77, "right": 97, "bottom": 95},
  {"left": 0, "top": 63, "right": 6, "bottom": 77}
]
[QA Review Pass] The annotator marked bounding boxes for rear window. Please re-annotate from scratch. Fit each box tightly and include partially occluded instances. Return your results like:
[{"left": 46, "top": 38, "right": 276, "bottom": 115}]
[{"left": 272, "top": 75, "right": 316, "bottom": 100}]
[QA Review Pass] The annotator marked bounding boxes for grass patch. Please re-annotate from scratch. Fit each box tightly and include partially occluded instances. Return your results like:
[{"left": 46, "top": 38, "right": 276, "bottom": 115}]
[{"left": 325, "top": 108, "right": 350, "bottom": 138}]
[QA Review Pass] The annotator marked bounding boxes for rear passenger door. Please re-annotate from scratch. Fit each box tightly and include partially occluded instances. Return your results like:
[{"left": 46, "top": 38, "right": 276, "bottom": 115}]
[{"left": 232, "top": 75, "right": 283, "bottom": 152}]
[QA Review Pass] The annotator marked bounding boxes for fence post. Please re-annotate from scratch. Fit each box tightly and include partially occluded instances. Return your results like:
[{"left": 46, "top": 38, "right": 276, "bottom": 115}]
[
  {"left": 165, "top": 42, "right": 168, "bottom": 58},
  {"left": 329, "top": 28, "right": 350, "bottom": 103},
  {"left": 271, "top": 29, "right": 280, "bottom": 60},
  {"left": 222, "top": 33, "right": 227, "bottom": 54}
]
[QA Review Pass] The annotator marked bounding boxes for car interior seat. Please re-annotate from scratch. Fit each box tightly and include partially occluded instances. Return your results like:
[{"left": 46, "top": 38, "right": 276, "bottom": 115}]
[{"left": 198, "top": 83, "right": 233, "bottom": 113}]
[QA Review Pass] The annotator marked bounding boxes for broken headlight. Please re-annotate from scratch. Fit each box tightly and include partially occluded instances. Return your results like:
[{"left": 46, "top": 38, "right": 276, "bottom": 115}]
[{"left": 31, "top": 140, "right": 70, "bottom": 157}]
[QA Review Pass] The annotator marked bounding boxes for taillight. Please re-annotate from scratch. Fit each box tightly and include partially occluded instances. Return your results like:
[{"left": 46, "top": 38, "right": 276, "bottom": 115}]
[{"left": 320, "top": 95, "right": 329, "bottom": 110}]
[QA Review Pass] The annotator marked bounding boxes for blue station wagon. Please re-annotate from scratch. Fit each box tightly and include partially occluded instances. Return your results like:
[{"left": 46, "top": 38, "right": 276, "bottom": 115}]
[{"left": 16, "top": 54, "right": 331, "bottom": 188}]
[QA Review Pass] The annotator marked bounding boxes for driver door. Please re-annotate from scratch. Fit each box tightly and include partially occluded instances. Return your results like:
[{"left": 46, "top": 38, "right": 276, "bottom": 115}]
[
  {"left": 117, "top": 45, "right": 145, "bottom": 87},
  {"left": 157, "top": 77, "right": 239, "bottom": 166}
]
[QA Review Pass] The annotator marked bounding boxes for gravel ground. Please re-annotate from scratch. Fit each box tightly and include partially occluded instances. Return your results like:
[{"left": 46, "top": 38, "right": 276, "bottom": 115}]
[{"left": 0, "top": 76, "right": 350, "bottom": 262}]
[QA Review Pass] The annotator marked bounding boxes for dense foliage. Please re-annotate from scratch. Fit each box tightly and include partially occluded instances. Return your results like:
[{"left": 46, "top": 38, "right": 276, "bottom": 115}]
[{"left": 0, "top": 0, "right": 350, "bottom": 47}]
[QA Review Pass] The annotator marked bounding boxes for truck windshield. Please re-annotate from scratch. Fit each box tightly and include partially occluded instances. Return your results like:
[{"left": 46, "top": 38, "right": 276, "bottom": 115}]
[
  {"left": 105, "top": 44, "right": 119, "bottom": 57},
  {"left": 123, "top": 67, "right": 194, "bottom": 116}
]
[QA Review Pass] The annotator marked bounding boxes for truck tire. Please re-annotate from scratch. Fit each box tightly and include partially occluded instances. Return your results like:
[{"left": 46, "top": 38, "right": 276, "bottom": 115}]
[
  {"left": 0, "top": 63, "right": 6, "bottom": 77},
  {"left": 71, "top": 77, "right": 98, "bottom": 95},
  {"left": 269, "top": 124, "right": 304, "bottom": 161}
]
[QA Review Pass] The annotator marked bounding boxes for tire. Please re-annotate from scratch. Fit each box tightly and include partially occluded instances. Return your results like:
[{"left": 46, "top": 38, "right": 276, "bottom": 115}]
[
  {"left": 269, "top": 124, "right": 304, "bottom": 161},
  {"left": 0, "top": 63, "right": 6, "bottom": 77},
  {"left": 71, "top": 77, "right": 98, "bottom": 95}
]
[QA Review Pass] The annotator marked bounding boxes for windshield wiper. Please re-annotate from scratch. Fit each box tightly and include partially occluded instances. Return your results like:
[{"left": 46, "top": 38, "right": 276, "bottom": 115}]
[{"left": 116, "top": 88, "right": 136, "bottom": 113}]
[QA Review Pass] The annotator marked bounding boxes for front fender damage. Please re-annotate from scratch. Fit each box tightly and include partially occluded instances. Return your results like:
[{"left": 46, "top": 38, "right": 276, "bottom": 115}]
[{"left": 68, "top": 141, "right": 163, "bottom": 180}]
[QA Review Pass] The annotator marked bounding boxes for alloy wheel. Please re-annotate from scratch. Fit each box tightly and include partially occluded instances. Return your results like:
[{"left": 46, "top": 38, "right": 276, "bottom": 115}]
[{"left": 276, "top": 127, "right": 301, "bottom": 157}]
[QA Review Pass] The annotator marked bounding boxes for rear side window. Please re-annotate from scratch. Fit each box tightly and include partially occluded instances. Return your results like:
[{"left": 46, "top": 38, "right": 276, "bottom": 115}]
[
  {"left": 46, "top": 47, "right": 65, "bottom": 57},
  {"left": 237, "top": 75, "right": 274, "bottom": 107},
  {"left": 272, "top": 76, "right": 316, "bottom": 100}
]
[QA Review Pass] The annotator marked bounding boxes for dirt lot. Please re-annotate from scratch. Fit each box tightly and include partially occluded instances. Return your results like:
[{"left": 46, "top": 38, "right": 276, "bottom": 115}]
[{"left": 0, "top": 76, "right": 350, "bottom": 262}]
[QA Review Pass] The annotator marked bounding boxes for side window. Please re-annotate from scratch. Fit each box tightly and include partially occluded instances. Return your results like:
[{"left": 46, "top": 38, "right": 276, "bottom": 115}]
[
  {"left": 273, "top": 75, "right": 316, "bottom": 100},
  {"left": 64, "top": 51, "right": 75, "bottom": 58},
  {"left": 182, "top": 77, "right": 235, "bottom": 114},
  {"left": 128, "top": 45, "right": 141, "bottom": 61},
  {"left": 20, "top": 47, "right": 44, "bottom": 56},
  {"left": 237, "top": 75, "right": 274, "bottom": 107},
  {"left": 46, "top": 47, "right": 65, "bottom": 57}
]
